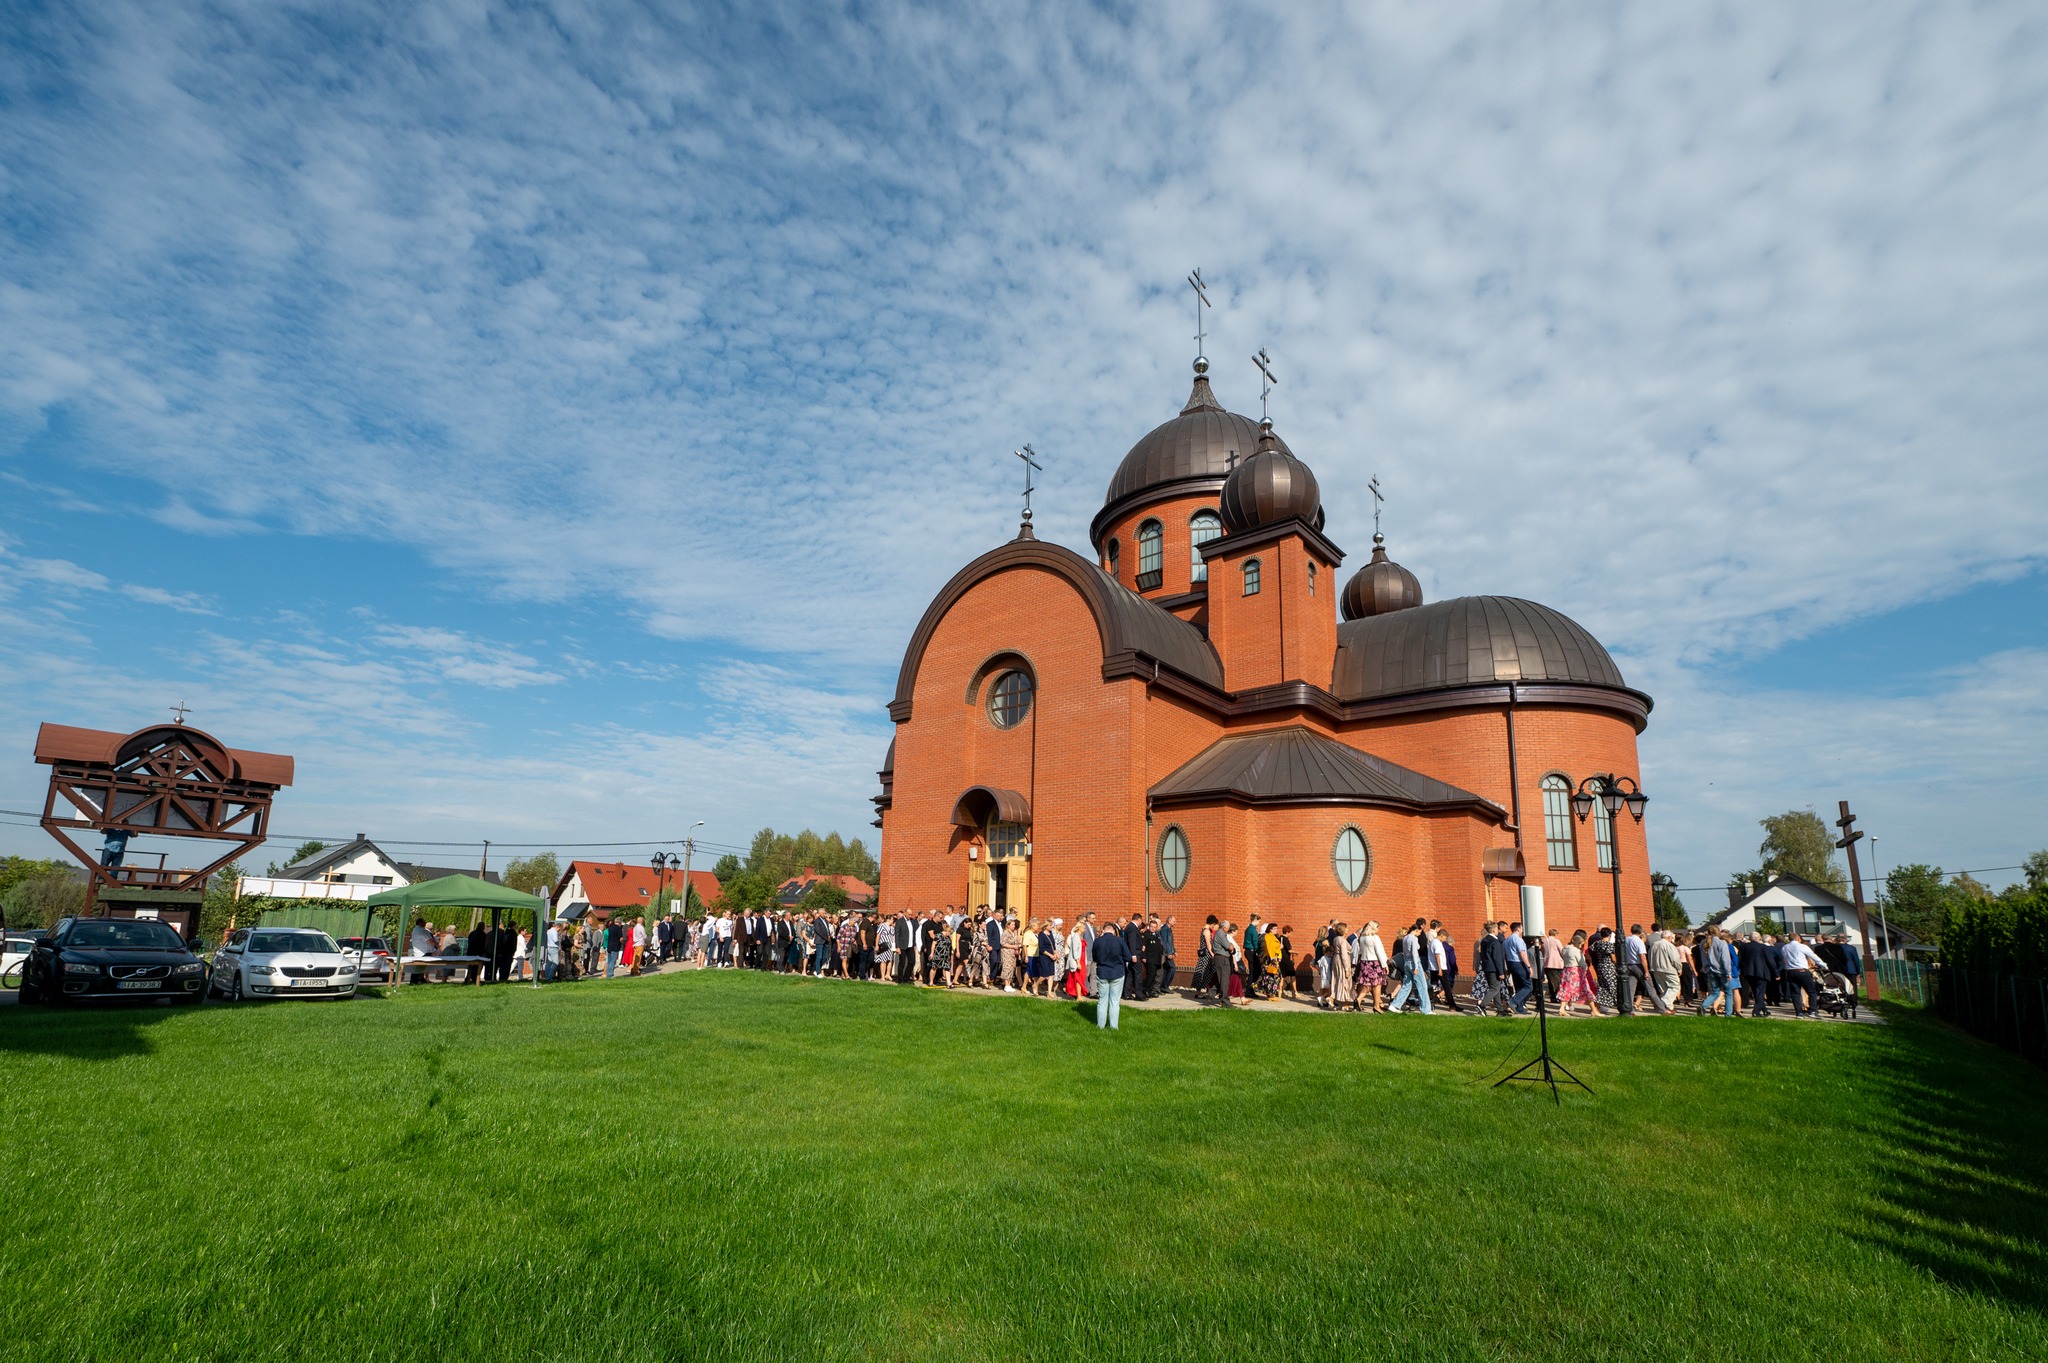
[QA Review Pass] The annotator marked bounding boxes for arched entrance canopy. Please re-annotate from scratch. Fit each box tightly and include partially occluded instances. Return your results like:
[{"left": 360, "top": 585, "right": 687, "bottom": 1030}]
[{"left": 950, "top": 786, "right": 1031, "bottom": 829}]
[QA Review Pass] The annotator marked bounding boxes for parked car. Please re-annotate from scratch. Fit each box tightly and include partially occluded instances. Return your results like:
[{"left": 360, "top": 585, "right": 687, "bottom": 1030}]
[
  {"left": 17, "top": 917, "right": 207, "bottom": 1005},
  {"left": 208, "top": 927, "right": 359, "bottom": 1002},
  {"left": 335, "top": 936, "right": 395, "bottom": 984},
  {"left": 4, "top": 931, "right": 43, "bottom": 988}
]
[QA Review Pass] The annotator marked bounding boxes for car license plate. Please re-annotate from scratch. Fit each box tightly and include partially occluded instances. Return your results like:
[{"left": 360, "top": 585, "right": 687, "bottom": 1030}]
[
  {"left": 117, "top": 980, "right": 163, "bottom": 990},
  {"left": 294, "top": 978, "right": 327, "bottom": 988}
]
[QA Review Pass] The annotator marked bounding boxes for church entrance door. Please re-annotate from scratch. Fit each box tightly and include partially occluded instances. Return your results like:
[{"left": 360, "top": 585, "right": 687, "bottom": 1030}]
[
  {"left": 967, "top": 859, "right": 990, "bottom": 915},
  {"left": 991, "top": 863, "right": 1009, "bottom": 917}
]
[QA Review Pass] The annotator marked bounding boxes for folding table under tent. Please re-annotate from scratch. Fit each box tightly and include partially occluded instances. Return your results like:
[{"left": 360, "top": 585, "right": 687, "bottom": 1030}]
[{"left": 362, "top": 874, "right": 548, "bottom": 987}]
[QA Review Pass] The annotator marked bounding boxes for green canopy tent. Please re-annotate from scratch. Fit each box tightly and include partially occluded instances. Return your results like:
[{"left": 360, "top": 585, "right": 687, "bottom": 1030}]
[{"left": 363, "top": 874, "right": 548, "bottom": 988}]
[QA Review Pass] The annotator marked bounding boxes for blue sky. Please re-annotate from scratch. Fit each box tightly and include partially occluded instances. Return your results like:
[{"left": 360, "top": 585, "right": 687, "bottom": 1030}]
[{"left": 2, "top": 1, "right": 2044, "bottom": 910}]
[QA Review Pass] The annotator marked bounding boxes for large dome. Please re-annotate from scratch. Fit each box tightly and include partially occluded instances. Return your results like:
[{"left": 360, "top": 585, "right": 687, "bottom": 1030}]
[
  {"left": 1102, "top": 360, "right": 1291, "bottom": 510},
  {"left": 1332, "top": 596, "right": 1631, "bottom": 702}
]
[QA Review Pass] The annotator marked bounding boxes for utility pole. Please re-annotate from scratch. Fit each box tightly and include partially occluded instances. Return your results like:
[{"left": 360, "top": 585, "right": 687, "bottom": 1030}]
[{"left": 1834, "top": 802, "right": 1879, "bottom": 1002}]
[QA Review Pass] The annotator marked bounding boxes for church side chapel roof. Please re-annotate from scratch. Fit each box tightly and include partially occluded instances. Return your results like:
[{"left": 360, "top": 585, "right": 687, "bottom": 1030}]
[
  {"left": 1149, "top": 725, "right": 1503, "bottom": 817},
  {"left": 1331, "top": 596, "right": 1628, "bottom": 703}
]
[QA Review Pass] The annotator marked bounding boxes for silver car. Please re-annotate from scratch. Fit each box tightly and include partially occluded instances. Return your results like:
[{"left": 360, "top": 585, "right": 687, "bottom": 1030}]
[
  {"left": 335, "top": 936, "right": 395, "bottom": 984},
  {"left": 209, "top": 927, "right": 359, "bottom": 1002}
]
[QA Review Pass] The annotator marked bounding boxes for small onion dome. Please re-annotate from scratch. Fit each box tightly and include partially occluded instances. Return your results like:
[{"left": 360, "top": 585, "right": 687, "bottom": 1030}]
[
  {"left": 1341, "top": 534, "right": 1424, "bottom": 621},
  {"left": 1218, "top": 420, "right": 1322, "bottom": 533}
]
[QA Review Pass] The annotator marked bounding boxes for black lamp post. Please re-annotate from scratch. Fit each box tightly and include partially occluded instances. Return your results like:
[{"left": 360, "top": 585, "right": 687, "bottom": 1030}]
[
  {"left": 1572, "top": 774, "right": 1648, "bottom": 1015},
  {"left": 649, "top": 852, "right": 681, "bottom": 975}
]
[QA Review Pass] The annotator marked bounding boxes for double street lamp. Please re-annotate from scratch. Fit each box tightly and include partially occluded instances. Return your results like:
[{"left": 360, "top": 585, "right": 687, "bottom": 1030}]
[{"left": 1571, "top": 774, "right": 1649, "bottom": 1015}]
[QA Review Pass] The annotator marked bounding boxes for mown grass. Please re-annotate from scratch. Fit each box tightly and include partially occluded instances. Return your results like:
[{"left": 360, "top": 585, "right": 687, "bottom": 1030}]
[{"left": 2, "top": 971, "right": 2044, "bottom": 1361}]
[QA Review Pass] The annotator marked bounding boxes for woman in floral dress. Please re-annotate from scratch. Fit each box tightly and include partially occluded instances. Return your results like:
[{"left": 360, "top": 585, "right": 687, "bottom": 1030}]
[
  {"left": 834, "top": 912, "right": 858, "bottom": 979},
  {"left": 967, "top": 915, "right": 991, "bottom": 988},
  {"left": 1558, "top": 929, "right": 1598, "bottom": 1016},
  {"left": 926, "top": 918, "right": 953, "bottom": 986},
  {"left": 1588, "top": 926, "right": 1618, "bottom": 1015},
  {"left": 1354, "top": 920, "right": 1389, "bottom": 1012}
]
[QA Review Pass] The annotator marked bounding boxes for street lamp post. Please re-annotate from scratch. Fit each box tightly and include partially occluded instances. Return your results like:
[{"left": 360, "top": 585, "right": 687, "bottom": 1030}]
[
  {"left": 1572, "top": 774, "right": 1649, "bottom": 1015},
  {"left": 648, "top": 851, "right": 681, "bottom": 975}
]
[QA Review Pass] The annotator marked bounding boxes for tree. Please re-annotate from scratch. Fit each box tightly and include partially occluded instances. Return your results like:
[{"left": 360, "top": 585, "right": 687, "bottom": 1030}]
[
  {"left": 2025, "top": 849, "right": 2048, "bottom": 892},
  {"left": 1950, "top": 871, "right": 1992, "bottom": 902},
  {"left": 1883, "top": 863, "right": 1953, "bottom": 943},
  {"left": 711, "top": 853, "right": 741, "bottom": 884},
  {"left": 200, "top": 863, "right": 246, "bottom": 943},
  {"left": 1756, "top": 810, "right": 1847, "bottom": 896},
  {"left": 1650, "top": 872, "right": 1689, "bottom": 930},
  {"left": 0, "top": 858, "right": 86, "bottom": 929},
  {"left": 502, "top": 852, "right": 561, "bottom": 898},
  {"left": 801, "top": 880, "right": 848, "bottom": 915}
]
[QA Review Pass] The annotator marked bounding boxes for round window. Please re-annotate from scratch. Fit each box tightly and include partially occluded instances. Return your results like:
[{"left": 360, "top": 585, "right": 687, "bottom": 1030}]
[
  {"left": 987, "top": 669, "right": 1034, "bottom": 729},
  {"left": 1332, "top": 826, "right": 1371, "bottom": 895},
  {"left": 1158, "top": 825, "right": 1190, "bottom": 892}
]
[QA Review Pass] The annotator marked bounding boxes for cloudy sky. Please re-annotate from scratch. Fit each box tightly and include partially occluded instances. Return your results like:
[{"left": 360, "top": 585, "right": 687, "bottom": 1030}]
[{"left": 2, "top": 0, "right": 2042, "bottom": 908}]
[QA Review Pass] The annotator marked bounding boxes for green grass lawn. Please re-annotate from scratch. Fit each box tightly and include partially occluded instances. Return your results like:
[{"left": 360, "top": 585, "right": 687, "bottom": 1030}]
[{"left": 3, "top": 972, "right": 2045, "bottom": 1362}]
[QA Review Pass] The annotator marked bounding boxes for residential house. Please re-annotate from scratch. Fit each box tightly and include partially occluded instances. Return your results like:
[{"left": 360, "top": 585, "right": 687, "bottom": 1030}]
[
  {"left": 1711, "top": 871, "right": 1915, "bottom": 956},
  {"left": 551, "top": 860, "right": 722, "bottom": 921},
  {"left": 774, "top": 866, "right": 877, "bottom": 910},
  {"left": 237, "top": 835, "right": 503, "bottom": 902}
]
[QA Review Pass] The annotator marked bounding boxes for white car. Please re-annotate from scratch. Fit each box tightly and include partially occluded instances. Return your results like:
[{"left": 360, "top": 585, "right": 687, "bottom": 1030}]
[
  {"left": 209, "top": 926, "right": 359, "bottom": 1002},
  {"left": 3, "top": 932, "right": 39, "bottom": 988}
]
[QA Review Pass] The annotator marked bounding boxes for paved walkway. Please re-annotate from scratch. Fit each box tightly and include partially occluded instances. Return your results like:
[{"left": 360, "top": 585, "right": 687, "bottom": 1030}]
[{"left": 662, "top": 963, "right": 1884, "bottom": 1023}]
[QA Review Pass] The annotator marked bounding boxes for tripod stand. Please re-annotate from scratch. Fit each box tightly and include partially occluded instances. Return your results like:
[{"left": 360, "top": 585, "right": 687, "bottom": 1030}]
[{"left": 1494, "top": 950, "right": 1591, "bottom": 1104}]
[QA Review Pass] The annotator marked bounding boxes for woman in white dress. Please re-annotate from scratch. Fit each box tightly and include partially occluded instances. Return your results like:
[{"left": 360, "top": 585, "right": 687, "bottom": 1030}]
[{"left": 875, "top": 917, "right": 897, "bottom": 981}]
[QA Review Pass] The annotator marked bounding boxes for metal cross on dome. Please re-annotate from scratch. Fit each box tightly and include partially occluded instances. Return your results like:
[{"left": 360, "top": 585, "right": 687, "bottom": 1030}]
[
  {"left": 169, "top": 701, "right": 192, "bottom": 724},
  {"left": 1014, "top": 444, "right": 1042, "bottom": 525},
  {"left": 1370, "top": 475, "right": 1384, "bottom": 538},
  {"left": 1188, "top": 268, "right": 1211, "bottom": 361},
  {"left": 1253, "top": 347, "right": 1277, "bottom": 422}
]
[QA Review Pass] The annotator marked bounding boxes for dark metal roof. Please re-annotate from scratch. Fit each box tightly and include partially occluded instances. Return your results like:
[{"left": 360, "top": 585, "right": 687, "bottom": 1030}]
[
  {"left": 1332, "top": 596, "right": 1628, "bottom": 702},
  {"left": 1149, "top": 725, "right": 1501, "bottom": 816},
  {"left": 1341, "top": 539, "right": 1423, "bottom": 620},
  {"left": 890, "top": 538, "right": 1224, "bottom": 721},
  {"left": 1103, "top": 366, "right": 1289, "bottom": 508}
]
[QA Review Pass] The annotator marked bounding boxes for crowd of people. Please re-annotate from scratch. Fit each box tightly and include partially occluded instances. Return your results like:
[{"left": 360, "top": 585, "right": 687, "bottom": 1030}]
[{"left": 397, "top": 905, "right": 1867, "bottom": 1024}]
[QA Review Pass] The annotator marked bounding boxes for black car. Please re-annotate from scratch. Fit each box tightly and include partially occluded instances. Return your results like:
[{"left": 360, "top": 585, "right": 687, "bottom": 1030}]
[{"left": 18, "top": 916, "right": 208, "bottom": 1005}]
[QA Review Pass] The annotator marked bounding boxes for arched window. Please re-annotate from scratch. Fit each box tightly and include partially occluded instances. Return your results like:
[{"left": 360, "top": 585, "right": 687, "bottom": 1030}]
[
  {"left": 1157, "top": 825, "right": 1190, "bottom": 892},
  {"left": 1136, "top": 520, "right": 1163, "bottom": 591},
  {"left": 1106, "top": 538, "right": 1120, "bottom": 579},
  {"left": 1307, "top": 561, "right": 1317, "bottom": 596},
  {"left": 1242, "top": 558, "right": 1262, "bottom": 596},
  {"left": 1333, "top": 826, "right": 1371, "bottom": 894},
  {"left": 1593, "top": 795, "right": 1616, "bottom": 871},
  {"left": 987, "top": 669, "right": 1034, "bottom": 729},
  {"left": 1189, "top": 510, "right": 1222, "bottom": 582},
  {"left": 1541, "top": 774, "right": 1577, "bottom": 870}
]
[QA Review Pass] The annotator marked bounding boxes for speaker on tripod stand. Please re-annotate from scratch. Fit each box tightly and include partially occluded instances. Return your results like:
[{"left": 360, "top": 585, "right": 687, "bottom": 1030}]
[{"left": 1495, "top": 885, "right": 1592, "bottom": 1103}]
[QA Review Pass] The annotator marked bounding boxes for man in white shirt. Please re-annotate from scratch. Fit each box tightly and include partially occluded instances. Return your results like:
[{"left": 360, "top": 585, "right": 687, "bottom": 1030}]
[
  {"left": 1781, "top": 934, "right": 1826, "bottom": 1017},
  {"left": 716, "top": 913, "right": 735, "bottom": 966}
]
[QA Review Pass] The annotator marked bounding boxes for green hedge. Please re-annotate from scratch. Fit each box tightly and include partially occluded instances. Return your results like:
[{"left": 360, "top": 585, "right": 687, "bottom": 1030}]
[{"left": 1940, "top": 886, "right": 2048, "bottom": 980}]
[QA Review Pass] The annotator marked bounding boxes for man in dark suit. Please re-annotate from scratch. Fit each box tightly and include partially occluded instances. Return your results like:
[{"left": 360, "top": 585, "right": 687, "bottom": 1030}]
[
  {"left": 1139, "top": 916, "right": 1165, "bottom": 1000},
  {"left": 1477, "top": 924, "right": 1511, "bottom": 1015},
  {"left": 894, "top": 912, "right": 917, "bottom": 983},
  {"left": 1737, "top": 933, "right": 1776, "bottom": 1017},
  {"left": 1120, "top": 913, "right": 1145, "bottom": 1000},
  {"left": 984, "top": 911, "right": 1004, "bottom": 985}
]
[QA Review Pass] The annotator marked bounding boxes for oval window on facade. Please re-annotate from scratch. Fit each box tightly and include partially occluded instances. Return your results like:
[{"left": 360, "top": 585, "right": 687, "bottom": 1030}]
[
  {"left": 1158, "top": 825, "right": 1190, "bottom": 892},
  {"left": 987, "top": 669, "right": 1034, "bottom": 729},
  {"left": 1332, "top": 825, "right": 1371, "bottom": 895}
]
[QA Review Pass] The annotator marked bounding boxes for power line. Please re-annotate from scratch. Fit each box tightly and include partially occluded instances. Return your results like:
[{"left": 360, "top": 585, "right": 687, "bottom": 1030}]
[{"left": 0, "top": 811, "right": 757, "bottom": 854}]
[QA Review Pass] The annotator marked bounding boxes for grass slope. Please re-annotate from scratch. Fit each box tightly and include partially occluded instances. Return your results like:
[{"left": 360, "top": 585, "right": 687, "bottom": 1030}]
[{"left": 2, "top": 972, "right": 2044, "bottom": 1361}]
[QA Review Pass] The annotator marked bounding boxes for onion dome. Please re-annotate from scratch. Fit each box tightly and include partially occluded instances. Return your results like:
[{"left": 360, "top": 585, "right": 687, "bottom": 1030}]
[
  {"left": 1100, "top": 360, "right": 1290, "bottom": 508},
  {"left": 1340, "top": 534, "right": 1424, "bottom": 621},
  {"left": 1218, "top": 420, "right": 1322, "bottom": 533}
]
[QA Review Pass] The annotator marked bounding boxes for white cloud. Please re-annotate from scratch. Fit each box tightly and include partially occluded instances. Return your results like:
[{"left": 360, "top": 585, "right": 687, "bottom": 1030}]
[{"left": 1, "top": 1, "right": 2043, "bottom": 881}]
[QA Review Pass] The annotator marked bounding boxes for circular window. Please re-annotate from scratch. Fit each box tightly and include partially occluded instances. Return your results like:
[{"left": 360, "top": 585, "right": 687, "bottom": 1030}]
[
  {"left": 1158, "top": 825, "right": 1190, "bottom": 892},
  {"left": 1332, "top": 826, "right": 1371, "bottom": 895},
  {"left": 987, "top": 669, "right": 1034, "bottom": 729}
]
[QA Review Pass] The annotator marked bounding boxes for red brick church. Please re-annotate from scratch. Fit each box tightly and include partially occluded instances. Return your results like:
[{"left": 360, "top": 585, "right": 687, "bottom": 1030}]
[{"left": 875, "top": 358, "right": 1652, "bottom": 948}]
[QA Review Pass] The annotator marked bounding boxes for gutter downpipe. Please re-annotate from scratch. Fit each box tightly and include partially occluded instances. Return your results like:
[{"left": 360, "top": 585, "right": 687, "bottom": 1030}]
[{"left": 1505, "top": 683, "right": 1524, "bottom": 849}]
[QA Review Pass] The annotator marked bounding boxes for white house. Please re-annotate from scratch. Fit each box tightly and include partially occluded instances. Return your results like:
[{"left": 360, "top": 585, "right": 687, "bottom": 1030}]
[
  {"left": 237, "top": 835, "right": 502, "bottom": 902},
  {"left": 1713, "top": 871, "right": 1913, "bottom": 955}
]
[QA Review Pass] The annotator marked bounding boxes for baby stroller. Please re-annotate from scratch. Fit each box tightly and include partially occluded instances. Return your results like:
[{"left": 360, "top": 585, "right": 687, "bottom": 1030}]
[{"left": 1813, "top": 972, "right": 1857, "bottom": 1019}]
